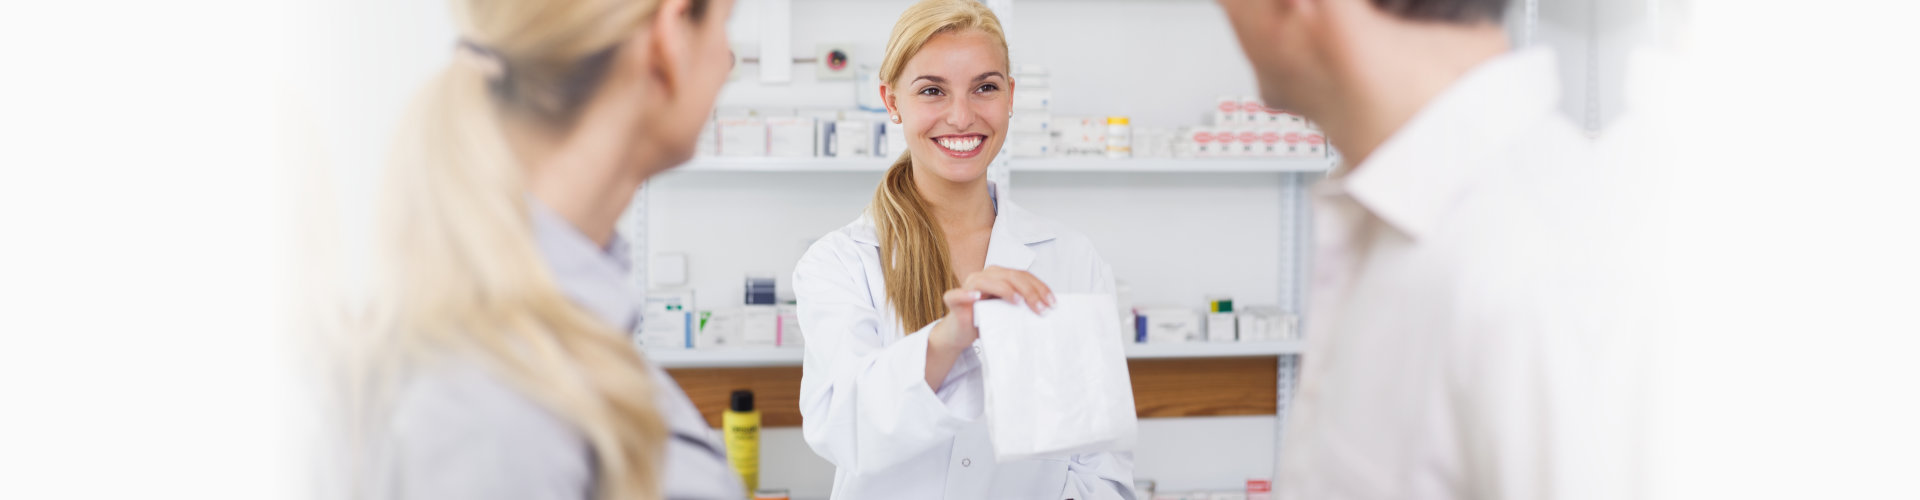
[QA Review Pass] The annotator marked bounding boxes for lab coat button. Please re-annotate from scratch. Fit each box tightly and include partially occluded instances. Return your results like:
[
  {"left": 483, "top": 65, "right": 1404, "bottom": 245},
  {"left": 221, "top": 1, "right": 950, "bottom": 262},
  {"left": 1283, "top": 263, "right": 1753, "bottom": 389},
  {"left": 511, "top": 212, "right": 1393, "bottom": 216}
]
[{"left": 961, "top": 458, "right": 971, "bottom": 467}]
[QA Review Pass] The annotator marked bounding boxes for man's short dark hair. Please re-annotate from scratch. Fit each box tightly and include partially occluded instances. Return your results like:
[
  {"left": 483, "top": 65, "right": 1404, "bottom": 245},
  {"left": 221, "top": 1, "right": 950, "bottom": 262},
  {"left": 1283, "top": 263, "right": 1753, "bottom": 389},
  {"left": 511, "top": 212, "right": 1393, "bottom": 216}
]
[{"left": 1371, "top": 0, "right": 1508, "bottom": 24}]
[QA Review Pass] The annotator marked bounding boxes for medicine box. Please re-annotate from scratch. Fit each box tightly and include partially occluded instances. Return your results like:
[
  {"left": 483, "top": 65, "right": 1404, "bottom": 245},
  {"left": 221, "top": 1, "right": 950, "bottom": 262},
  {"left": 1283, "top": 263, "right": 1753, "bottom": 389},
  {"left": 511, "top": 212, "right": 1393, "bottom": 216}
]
[
  {"left": 1009, "top": 133, "right": 1054, "bottom": 158},
  {"left": 1206, "top": 312, "right": 1237, "bottom": 342},
  {"left": 1215, "top": 96, "right": 1239, "bottom": 125},
  {"left": 1141, "top": 308, "right": 1201, "bottom": 343},
  {"left": 694, "top": 310, "right": 740, "bottom": 349},
  {"left": 717, "top": 117, "right": 767, "bottom": 157},
  {"left": 1301, "top": 132, "right": 1327, "bottom": 157},
  {"left": 777, "top": 304, "right": 804, "bottom": 347},
  {"left": 1259, "top": 130, "right": 1283, "bottom": 157},
  {"left": 1246, "top": 479, "right": 1273, "bottom": 500},
  {"left": 1011, "top": 111, "right": 1052, "bottom": 134},
  {"left": 834, "top": 120, "right": 876, "bottom": 158},
  {"left": 1054, "top": 116, "right": 1108, "bottom": 156},
  {"left": 1013, "top": 87, "right": 1053, "bottom": 110},
  {"left": 740, "top": 305, "right": 778, "bottom": 347},
  {"left": 1238, "top": 96, "right": 1262, "bottom": 124},
  {"left": 639, "top": 307, "right": 690, "bottom": 349},
  {"left": 1210, "top": 129, "right": 1238, "bottom": 157},
  {"left": 765, "top": 117, "right": 815, "bottom": 158},
  {"left": 1236, "top": 128, "right": 1261, "bottom": 156}
]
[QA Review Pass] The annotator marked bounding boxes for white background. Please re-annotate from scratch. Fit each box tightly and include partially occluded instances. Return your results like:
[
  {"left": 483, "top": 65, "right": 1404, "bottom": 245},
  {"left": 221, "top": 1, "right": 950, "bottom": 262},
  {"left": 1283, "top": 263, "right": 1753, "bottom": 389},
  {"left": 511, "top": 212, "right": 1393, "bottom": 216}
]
[{"left": 5, "top": 0, "right": 1920, "bottom": 499}]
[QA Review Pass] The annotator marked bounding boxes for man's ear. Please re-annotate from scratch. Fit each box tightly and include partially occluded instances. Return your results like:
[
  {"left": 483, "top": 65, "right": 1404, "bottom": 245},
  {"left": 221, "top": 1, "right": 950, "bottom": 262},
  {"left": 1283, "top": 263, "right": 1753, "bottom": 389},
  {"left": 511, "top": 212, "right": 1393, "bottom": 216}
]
[{"left": 646, "top": 0, "right": 695, "bottom": 98}]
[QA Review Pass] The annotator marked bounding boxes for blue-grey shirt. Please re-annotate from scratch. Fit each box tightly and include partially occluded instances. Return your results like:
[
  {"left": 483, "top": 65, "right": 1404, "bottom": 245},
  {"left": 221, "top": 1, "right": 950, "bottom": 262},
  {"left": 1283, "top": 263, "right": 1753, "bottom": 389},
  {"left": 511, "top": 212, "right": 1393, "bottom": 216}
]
[{"left": 372, "top": 199, "right": 746, "bottom": 500}]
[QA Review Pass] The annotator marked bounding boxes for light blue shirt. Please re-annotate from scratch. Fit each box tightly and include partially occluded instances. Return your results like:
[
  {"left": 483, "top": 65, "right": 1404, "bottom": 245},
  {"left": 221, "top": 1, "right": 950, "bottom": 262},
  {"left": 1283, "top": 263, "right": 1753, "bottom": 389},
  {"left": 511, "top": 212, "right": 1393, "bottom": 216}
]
[{"left": 371, "top": 199, "right": 745, "bottom": 500}]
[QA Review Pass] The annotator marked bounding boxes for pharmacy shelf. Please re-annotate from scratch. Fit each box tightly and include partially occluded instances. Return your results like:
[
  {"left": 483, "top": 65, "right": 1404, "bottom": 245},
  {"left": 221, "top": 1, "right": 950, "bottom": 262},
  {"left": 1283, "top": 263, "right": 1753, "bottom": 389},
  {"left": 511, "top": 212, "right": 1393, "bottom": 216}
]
[
  {"left": 645, "top": 347, "right": 805, "bottom": 368},
  {"left": 644, "top": 340, "right": 1304, "bottom": 369},
  {"left": 671, "top": 157, "right": 894, "bottom": 172},
  {"left": 668, "top": 156, "right": 1333, "bottom": 174},
  {"left": 1012, "top": 157, "right": 1332, "bottom": 173},
  {"left": 1122, "top": 340, "right": 1305, "bottom": 359}
]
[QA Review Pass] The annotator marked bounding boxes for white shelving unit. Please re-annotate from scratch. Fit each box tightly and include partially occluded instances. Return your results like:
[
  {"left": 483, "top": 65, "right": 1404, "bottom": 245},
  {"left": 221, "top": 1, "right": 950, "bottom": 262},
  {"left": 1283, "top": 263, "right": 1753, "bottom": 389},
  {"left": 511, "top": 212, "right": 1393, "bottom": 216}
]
[
  {"left": 1015, "top": 157, "right": 1331, "bottom": 173},
  {"left": 646, "top": 340, "right": 1305, "bottom": 369},
  {"left": 667, "top": 156, "right": 1334, "bottom": 174}
]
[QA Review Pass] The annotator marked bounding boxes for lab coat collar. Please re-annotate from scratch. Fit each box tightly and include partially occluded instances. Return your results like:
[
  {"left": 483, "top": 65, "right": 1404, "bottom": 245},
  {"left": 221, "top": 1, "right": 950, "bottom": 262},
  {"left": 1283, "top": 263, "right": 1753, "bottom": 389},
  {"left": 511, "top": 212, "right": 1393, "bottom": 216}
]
[
  {"left": 847, "top": 181, "right": 1055, "bottom": 271},
  {"left": 1339, "top": 48, "right": 1563, "bottom": 242}
]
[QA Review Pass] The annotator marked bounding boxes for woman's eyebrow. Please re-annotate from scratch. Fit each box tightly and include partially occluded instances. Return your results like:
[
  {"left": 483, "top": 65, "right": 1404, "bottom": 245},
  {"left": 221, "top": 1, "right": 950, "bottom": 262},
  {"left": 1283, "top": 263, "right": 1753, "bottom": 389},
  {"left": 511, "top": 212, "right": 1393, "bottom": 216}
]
[
  {"left": 973, "top": 71, "right": 1006, "bottom": 82},
  {"left": 911, "top": 75, "right": 946, "bottom": 84}
]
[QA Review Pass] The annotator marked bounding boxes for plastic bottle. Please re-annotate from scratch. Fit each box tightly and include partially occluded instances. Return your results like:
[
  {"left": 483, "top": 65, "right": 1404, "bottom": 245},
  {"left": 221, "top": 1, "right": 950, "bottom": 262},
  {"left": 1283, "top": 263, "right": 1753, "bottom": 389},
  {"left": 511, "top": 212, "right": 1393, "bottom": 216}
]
[
  {"left": 723, "top": 389, "right": 760, "bottom": 496},
  {"left": 1105, "top": 116, "right": 1132, "bottom": 158}
]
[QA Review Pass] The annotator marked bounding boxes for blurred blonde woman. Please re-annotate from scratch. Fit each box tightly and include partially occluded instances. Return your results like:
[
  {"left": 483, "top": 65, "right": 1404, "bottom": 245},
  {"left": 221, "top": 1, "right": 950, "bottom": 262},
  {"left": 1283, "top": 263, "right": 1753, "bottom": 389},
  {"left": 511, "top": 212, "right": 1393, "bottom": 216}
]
[
  {"left": 791, "top": 1, "right": 1136, "bottom": 498},
  {"left": 346, "top": 0, "right": 737, "bottom": 499}
]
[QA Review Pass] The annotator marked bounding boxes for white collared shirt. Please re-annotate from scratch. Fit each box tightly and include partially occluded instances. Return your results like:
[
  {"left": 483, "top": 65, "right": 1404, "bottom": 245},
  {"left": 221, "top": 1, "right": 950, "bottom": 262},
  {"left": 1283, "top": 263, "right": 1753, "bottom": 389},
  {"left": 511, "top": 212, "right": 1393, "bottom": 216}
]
[
  {"left": 1277, "top": 49, "right": 1641, "bottom": 500},
  {"left": 792, "top": 185, "right": 1137, "bottom": 500}
]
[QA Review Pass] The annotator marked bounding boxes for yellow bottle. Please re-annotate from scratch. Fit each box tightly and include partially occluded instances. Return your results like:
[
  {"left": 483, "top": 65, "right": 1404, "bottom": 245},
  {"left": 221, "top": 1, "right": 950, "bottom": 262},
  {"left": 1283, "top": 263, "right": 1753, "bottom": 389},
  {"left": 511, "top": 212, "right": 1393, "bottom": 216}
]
[{"left": 722, "top": 389, "right": 760, "bottom": 497}]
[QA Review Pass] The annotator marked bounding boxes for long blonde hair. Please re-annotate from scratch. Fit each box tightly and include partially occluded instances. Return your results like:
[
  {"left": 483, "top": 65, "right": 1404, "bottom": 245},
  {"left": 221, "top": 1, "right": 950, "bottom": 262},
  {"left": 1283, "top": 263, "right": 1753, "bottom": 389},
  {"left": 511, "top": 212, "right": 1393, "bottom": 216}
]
[
  {"left": 871, "top": 0, "right": 1010, "bottom": 333},
  {"left": 358, "top": 1, "right": 708, "bottom": 500}
]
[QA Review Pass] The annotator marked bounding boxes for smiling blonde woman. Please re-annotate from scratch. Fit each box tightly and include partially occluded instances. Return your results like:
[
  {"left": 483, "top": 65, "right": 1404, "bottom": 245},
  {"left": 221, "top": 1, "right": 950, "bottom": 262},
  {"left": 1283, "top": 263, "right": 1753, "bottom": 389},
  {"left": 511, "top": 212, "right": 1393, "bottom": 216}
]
[{"left": 791, "top": 1, "right": 1136, "bottom": 498}]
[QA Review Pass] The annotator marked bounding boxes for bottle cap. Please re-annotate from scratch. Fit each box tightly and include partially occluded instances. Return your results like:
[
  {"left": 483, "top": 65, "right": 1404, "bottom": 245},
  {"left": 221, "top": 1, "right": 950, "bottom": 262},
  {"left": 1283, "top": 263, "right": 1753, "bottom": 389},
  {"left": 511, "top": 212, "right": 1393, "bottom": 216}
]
[
  {"left": 730, "top": 389, "right": 755, "bottom": 412},
  {"left": 1106, "top": 116, "right": 1130, "bottom": 125}
]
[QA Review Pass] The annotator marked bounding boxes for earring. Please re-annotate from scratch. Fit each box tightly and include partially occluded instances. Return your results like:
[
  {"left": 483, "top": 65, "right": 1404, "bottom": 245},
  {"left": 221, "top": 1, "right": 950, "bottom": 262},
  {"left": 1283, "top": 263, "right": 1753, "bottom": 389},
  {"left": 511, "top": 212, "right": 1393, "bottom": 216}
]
[{"left": 891, "top": 114, "right": 901, "bottom": 123}]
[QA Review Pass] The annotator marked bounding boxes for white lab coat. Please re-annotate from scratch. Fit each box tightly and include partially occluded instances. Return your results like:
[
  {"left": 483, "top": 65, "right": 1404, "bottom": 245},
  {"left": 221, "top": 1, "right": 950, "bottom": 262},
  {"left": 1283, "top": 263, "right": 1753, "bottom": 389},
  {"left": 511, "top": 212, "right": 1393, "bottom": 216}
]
[{"left": 793, "top": 186, "right": 1137, "bottom": 500}]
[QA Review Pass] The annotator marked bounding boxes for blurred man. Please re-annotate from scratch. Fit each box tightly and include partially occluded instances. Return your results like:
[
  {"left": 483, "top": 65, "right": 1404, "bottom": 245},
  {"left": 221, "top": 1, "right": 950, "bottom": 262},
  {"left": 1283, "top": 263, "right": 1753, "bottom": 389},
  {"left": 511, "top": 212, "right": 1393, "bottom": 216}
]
[{"left": 1216, "top": 0, "right": 1639, "bottom": 499}]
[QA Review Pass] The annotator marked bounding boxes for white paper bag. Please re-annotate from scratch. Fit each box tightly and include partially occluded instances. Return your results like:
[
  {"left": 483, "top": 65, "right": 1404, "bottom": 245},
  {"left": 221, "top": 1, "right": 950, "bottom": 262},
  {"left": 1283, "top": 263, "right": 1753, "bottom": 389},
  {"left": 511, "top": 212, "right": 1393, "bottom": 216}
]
[{"left": 973, "top": 293, "right": 1138, "bottom": 462}]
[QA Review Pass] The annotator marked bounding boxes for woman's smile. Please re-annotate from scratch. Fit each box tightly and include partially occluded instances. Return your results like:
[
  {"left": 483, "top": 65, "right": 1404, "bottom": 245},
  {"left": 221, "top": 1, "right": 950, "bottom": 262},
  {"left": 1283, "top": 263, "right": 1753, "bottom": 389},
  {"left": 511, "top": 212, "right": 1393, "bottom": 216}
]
[{"left": 933, "top": 133, "right": 988, "bottom": 158}]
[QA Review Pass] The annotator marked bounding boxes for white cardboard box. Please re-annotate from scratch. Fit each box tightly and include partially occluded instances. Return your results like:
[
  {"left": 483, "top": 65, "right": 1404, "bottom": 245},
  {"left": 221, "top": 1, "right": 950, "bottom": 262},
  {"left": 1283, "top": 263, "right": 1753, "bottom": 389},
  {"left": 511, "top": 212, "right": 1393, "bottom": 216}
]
[
  {"left": 1142, "top": 308, "right": 1201, "bottom": 343},
  {"left": 765, "top": 117, "right": 815, "bottom": 158},
  {"left": 777, "top": 304, "right": 804, "bottom": 347},
  {"left": 1013, "top": 87, "right": 1053, "bottom": 110},
  {"left": 1055, "top": 117, "right": 1108, "bottom": 156},
  {"left": 1238, "top": 96, "right": 1262, "bottom": 124},
  {"left": 1215, "top": 96, "right": 1240, "bottom": 125},
  {"left": 639, "top": 308, "right": 690, "bottom": 349},
  {"left": 694, "top": 309, "right": 749, "bottom": 349},
  {"left": 716, "top": 117, "right": 767, "bottom": 157},
  {"left": 1235, "top": 128, "right": 1261, "bottom": 156},
  {"left": 1009, "top": 133, "right": 1054, "bottom": 158},
  {"left": 740, "top": 305, "right": 778, "bottom": 347},
  {"left": 1011, "top": 111, "right": 1052, "bottom": 134},
  {"left": 1207, "top": 312, "right": 1237, "bottom": 342},
  {"left": 834, "top": 120, "right": 876, "bottom": 158}
]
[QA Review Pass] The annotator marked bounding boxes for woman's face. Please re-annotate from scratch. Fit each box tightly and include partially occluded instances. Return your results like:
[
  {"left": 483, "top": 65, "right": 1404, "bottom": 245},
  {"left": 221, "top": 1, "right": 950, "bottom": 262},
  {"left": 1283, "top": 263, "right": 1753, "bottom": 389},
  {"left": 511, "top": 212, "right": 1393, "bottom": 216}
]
[
  {"left": 654, "top": 0, "right": 736, "bottom": 167},
  {"left": 601, "top": 0, "right": 734, "bottom": 175},
  {"left": 884, "top": 30, "right": 1013, "bottom": 185}
]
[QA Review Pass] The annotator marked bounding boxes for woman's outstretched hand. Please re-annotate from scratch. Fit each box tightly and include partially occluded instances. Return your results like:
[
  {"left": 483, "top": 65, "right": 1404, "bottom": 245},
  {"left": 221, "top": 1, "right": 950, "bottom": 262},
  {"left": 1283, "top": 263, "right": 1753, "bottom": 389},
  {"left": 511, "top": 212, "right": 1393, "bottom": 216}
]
[{"left": 925, "top": 266, "right": 1054, "bottom": 390}]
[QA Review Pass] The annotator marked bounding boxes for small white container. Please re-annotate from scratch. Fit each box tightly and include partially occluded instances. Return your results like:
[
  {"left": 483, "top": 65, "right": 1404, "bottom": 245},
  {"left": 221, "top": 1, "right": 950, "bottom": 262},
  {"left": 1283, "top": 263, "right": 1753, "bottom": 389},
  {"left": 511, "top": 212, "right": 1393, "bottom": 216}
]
[{"left": 1105, "top": 116, "right": 1131, "bottom": 158}]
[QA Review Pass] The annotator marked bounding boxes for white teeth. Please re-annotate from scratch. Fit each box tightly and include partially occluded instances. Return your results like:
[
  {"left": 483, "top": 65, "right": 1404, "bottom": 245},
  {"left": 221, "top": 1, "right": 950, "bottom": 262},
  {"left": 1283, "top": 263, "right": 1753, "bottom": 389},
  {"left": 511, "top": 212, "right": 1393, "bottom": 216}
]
[{"left": 937, "top": 136, "right": 982, "bottom": 152}]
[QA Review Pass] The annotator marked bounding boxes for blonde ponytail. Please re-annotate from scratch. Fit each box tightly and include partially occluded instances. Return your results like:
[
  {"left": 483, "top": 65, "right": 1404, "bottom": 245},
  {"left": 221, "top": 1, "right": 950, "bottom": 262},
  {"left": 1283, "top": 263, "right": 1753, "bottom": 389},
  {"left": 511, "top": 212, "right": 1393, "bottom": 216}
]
[
  {"left": 870, "top": 0, "right": 1009, "bottom": 333},
  {"left": 354, "top": 2, "right": 710, "bottom": 499},
  {"left": 871, "top": 153, "right": 963, "bottom": 332}
]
